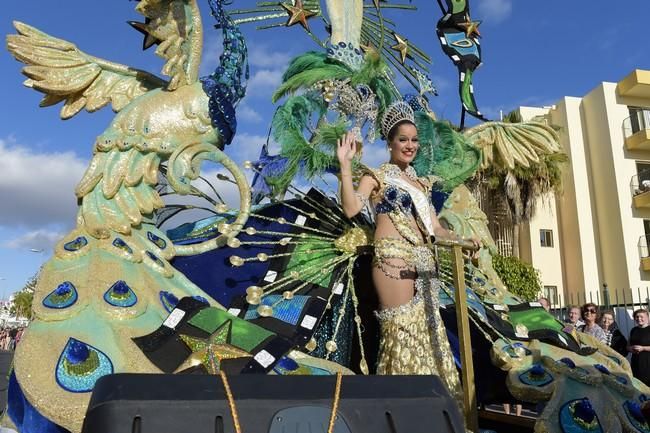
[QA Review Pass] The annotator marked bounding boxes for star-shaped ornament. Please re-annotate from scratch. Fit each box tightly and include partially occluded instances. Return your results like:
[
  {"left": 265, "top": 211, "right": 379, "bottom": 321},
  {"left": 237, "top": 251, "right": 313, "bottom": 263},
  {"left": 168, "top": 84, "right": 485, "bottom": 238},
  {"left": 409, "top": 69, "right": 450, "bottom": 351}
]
[
  {"left": 128, "top": 19, "right": 161, "bottom": 50},
  {"left": 390, "top": 33, "right": 409, "bottom": 64},
  {"left": 281, "top": 0, "right": 318, "bottom": 31},
  {"left": 457, "top": 18, "right": 482, "bottom": 38},
  {"left": 176, "top": 321, "right": 251, "bottom": 374}
]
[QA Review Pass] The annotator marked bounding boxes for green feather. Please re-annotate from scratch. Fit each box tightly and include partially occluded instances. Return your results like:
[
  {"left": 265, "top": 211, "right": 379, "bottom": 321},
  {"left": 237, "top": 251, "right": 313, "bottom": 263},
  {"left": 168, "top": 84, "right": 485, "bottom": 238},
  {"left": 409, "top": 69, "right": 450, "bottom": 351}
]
[{"left": 413, "top": 112, "right": 481, "bottom": 191}]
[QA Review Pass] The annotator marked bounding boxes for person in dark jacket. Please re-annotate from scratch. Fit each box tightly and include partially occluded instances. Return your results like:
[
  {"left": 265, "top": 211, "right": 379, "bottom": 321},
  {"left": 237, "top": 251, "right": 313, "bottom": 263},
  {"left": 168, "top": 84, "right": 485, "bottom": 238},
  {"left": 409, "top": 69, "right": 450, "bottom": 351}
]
[{"left": 599, "top": 310, "right": 627, "bottom": 357}]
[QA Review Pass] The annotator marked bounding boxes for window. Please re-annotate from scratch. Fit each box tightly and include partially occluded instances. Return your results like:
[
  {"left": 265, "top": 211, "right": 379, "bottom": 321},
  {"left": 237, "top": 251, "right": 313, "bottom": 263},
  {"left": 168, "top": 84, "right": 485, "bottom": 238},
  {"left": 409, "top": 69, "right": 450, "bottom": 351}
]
[
  {"left": 543, "top": 286, "right": 558, "bottom": 306},
  {"left": 540, "top": 229, "right": 553, "bottom": 247},
  {"left": 629, "top": 107, "right": 650, "bottom": 134},
  {"left": 637, "top": 161, "right": 650, "bottom": 184}
]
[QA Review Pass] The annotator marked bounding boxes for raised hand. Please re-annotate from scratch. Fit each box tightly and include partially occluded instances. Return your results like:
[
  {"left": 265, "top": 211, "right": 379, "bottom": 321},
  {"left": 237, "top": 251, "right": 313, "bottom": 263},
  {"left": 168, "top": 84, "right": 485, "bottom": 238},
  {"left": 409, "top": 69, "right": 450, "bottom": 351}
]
[{"left": 337, "top": 131, "right": 358, "bottom": 168}]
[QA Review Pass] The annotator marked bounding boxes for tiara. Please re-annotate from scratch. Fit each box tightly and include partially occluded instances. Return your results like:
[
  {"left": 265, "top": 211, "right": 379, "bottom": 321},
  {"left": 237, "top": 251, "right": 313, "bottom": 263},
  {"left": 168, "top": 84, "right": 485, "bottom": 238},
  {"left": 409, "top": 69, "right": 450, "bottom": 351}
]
[{"left": 380, "top": 101, "right": 415, "bottom": 139}]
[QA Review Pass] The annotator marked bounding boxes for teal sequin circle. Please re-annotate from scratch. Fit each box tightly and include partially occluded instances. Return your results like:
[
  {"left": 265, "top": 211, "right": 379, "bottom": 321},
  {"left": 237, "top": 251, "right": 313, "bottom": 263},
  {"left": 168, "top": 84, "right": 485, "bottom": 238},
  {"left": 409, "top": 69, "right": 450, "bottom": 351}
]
[
  {"left": 103, "top": 280, "right": 137, "bottom": 307},
  {"left": 55, "top": 338, "right": 114, "bottom": 393},
  {"left": 43, "top": 281, "right": 78, "bottom": 309}
]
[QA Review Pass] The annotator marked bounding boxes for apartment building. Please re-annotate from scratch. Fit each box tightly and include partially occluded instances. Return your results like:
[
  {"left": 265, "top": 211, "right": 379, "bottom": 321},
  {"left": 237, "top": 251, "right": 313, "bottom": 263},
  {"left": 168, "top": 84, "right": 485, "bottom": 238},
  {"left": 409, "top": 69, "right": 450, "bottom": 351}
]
[{"left": 515, "top": 70, "right": 650, "bottom": 306}]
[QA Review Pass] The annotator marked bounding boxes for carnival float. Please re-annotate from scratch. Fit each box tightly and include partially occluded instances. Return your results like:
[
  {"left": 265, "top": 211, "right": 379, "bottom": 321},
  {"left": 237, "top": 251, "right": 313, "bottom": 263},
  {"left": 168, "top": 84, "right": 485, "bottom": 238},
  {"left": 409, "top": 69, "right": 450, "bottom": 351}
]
[{"left": 5, "top": 0, "right": 650, "bottom": 432}]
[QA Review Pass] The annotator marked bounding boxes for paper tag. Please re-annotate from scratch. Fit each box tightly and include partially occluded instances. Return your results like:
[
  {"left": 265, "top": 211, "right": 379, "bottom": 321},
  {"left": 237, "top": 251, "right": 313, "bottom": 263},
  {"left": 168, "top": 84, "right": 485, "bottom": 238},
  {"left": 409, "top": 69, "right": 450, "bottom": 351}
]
[
  {"left": 228, "top": 308, "right": 241, "bottom": 316},
  {"left": 333, "top": 283, "right": 344, "bottom": 295},
  {"left": 557, "top": 334, "right": 568, "bottom": 346},
  {"left": 301, "top": 315, "right": 317, "bottom": 330},
  {"left": 529, "top": 302, "right": 542, "bottom": 308},
  {"left": 295, "top": 215, "right": 307, "bottom": 226},
  {"left": 493, "top": 304, "right": 506, "bottom": 311},
  {"left": 264, "top": 270, "right": 278, "bottom": 282},
  {"left": 254, "top": 350, "right": 276, "bottom": 368},
  {"left": 163, "top": 309, "right": 185, "bottom": 329}
]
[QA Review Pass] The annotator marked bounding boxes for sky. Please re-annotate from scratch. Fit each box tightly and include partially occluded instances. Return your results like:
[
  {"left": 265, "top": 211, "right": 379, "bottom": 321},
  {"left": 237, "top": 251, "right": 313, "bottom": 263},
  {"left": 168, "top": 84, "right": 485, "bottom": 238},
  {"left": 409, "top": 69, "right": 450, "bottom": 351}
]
[{"left": 1, "top": 0, "right": 649, "bottom": 298}]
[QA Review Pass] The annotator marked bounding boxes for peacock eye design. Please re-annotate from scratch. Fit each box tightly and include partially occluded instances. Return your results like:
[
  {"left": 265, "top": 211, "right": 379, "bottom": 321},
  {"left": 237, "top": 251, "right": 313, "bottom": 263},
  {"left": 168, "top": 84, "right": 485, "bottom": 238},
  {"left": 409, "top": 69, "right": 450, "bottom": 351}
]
[
  {"left": 623, "top": 400, "right": 649, "bottom": 431},
  {"left": 559, "top": 399, "right": 602, "bottom": 432},
  {"left": 450, "top": 38, "right": 474, "bottom": 48},
  {"left": 159, "top": 291, "right": 179, "bottom": 313},
  {"left": 147, "top": 231, "right": 167, "bottom": 250},
  {"left": 43, "top": 282, "right": 78, "bottom": 309},
  {"left": 112, "top": 238, "right": 133, "bottom": 255},
  {"left": 518, "top": 364, "right": 553, "bottom": 386},
  {"left": 55, "top": 338, "right": 113, "bottom": 393},
  {"left": 103, "top": 280, "right": 137, "bottom": 308},
  {"left": 63, "top": 236, "right": 88, "bottom": 252}
]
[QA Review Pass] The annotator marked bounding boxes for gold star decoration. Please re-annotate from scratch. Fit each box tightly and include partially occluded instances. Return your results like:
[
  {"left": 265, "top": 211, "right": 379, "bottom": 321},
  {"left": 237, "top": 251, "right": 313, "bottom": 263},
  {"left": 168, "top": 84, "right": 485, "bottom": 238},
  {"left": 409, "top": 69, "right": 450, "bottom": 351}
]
[
  {"left": 176, "top": 321, "right": 251, "bottom": 374},
  {"left": 390, "top": 33, "right": 409, "bottom": 64},
  {"left": 457, "top": 18, "right": 482, "bottom": 38},
  {"left": 281, "top": 0, "right": 318, "bottom": 31}
]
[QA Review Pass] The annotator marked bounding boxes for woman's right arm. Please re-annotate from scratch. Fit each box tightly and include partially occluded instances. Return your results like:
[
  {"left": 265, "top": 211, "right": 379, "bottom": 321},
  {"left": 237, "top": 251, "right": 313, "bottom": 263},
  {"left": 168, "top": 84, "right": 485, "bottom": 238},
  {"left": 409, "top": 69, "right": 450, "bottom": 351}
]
[{"left": 337, "top": 131, "right": 377, "bottom": 218}]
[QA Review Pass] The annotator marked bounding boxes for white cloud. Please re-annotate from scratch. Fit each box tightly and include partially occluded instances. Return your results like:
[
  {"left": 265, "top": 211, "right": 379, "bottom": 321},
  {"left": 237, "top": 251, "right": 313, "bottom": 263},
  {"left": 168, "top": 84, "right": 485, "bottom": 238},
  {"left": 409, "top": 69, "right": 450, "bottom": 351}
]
[
  {"left": 246, "top": 69, "right": 284, "bottom": 96},
  {"left": 248, "top": 45, "right": 292, "bottom": 69},
  {"left": 237, "top": 103, "right": 263, "bottom": 123},
  {"left": 0, "top": 138, "right": 86, "bottom": 228},
  {"left": 476, "top": 0, "right": 513, "bottom": 24},
  {"left": 3, "top": 229, "right": 65, "bottom": 250}
]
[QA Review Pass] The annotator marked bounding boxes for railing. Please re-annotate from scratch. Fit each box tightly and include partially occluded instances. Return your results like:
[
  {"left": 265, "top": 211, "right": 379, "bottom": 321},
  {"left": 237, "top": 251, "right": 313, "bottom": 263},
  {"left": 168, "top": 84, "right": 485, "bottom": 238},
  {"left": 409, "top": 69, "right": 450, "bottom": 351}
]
[
  {"left": 639, "top": 234, "right": 650, "bottom": 259},
  {"left": 629, "top": 170, "right": 650, "bottom": 197},
  {"left": 435, "top": 238, "right": 480, "bottom": 433},
  {"left": 623, "top": 109, "right": 650, "bottom": 138},
  {"left": 547, "top": 285, "right": 650, "bottom": 338}
]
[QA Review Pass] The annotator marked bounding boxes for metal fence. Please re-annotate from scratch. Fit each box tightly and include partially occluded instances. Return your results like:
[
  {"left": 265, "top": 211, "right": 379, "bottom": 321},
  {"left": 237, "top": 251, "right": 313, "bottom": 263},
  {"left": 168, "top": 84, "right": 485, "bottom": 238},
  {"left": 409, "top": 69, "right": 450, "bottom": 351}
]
[{"left": 547, "top": 285, "right": 650, "bottom": 338}]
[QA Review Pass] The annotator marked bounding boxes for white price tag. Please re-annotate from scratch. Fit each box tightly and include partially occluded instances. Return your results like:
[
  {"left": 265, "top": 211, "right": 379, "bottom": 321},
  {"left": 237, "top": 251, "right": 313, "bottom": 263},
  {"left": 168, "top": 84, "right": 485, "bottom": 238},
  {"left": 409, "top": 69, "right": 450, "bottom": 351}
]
[
  {"left": 163, "top": 309, "right": 185, "bottom": 329},
  {"left": 254, "top": 350, "right": 275, "bottom": 368},
  {"left": 264, "top": 270, "right": 278, "bottom": 282},
  {"left": 333, "top": 283, "right": 344, "bottom": 295},
  {"left": 301, "top": 315, "right": 317, "bottom": 330},
  {"left": 228, "top": 308, "right": 241, "bottom": 316}
]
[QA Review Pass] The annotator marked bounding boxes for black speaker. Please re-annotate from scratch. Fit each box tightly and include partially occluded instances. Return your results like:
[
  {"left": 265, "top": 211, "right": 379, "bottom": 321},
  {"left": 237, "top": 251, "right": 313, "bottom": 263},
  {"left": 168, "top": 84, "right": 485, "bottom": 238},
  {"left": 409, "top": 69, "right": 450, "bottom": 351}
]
[{"left": 82, "top": 374, "right": 464, "bottom": 433}]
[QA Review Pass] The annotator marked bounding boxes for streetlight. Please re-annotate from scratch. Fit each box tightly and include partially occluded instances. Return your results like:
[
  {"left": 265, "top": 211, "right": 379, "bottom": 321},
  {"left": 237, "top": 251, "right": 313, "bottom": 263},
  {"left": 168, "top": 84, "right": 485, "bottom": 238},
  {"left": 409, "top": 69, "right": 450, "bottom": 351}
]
[{"left": 29, "top": 249, "right": 43, "bottom": 253}]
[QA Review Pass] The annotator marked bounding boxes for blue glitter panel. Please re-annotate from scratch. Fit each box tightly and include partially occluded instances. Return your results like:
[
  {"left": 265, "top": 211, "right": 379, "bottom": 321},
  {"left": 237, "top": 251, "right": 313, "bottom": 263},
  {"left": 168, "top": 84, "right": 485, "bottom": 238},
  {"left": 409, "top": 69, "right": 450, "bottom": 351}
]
[
  {"left": 559, "top": 399, "right": 603, "bottom": 433},
  {"left": 43, "top": 282, "right": 78, "bottom": 309},
  {"left": 159, "top": 291, "right": 179, "bottom": 313},
  {"left": 147, "top": 231, "right": 167, "bottom": 250},
  {"left": 63, "top": 236, "right": 88, "bottom": 252},
  {"left": 244, "top": 295, "right": 308, "bottom": 325},
  {"left": 55, "top": 338, "right": 114, "bottom": 393},
  {"left": 518, "top": 364, "right": 554, "bottom": 387},
  {"left": 103, "top": 281, "right": 137, "bottom": 307},
  {"left": 112, "top": 238, "right": 133, "bottom": 255}
]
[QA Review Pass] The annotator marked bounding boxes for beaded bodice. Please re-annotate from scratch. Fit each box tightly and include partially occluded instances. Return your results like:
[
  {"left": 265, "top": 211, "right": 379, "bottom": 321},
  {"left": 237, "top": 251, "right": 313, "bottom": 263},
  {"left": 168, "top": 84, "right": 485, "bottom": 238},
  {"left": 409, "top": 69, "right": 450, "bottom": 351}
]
[{"left": 369, "top": 163, "right": 435, "bottom": 245}]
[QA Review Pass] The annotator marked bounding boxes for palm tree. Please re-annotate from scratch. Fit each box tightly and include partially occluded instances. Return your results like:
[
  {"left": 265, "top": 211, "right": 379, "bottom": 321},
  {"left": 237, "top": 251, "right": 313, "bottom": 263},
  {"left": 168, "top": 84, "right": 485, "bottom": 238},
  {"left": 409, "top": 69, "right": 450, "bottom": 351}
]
[{"left": 478, "top": 110, "right": 567, "bottom": 258}]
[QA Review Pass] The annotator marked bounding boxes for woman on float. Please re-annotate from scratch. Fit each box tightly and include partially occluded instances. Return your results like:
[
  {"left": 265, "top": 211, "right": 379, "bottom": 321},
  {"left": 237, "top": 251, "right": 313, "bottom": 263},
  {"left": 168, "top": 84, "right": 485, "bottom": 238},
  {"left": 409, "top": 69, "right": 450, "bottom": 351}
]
[{"left": 336, "top": 101, "right": 478, "bottom": 405}]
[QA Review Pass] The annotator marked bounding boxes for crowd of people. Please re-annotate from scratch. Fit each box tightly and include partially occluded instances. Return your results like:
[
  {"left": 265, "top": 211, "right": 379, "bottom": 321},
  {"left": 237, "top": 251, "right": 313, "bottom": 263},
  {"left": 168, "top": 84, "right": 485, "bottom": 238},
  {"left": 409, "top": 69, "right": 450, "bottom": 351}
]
[
  {"left": 540, "top": 298, "right": 650, "bottom": 387},
  {"left": 0, "top": 327, "right": 25, "bottom": 351}
]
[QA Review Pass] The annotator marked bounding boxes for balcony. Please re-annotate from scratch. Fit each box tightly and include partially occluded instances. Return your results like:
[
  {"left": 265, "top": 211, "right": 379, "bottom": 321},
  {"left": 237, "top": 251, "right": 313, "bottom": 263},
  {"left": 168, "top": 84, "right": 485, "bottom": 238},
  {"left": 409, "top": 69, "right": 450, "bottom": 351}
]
[
  {"left": 631, "top": 172, "right": 650, "bottom": 208},
  {"left": 624, "top": 109, "right": 650, "bottom": 150},
  {"left": 638, "top": 235, "right": 650, "bottom": 271},
  {"left": 618, "top": 70, "right": 650, "bottom": 99}
]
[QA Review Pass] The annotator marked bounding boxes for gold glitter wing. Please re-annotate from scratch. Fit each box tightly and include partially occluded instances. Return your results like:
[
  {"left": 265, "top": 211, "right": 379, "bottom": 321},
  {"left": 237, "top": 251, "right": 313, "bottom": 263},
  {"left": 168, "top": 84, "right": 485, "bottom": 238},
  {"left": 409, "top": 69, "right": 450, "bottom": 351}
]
[
  {"left": 6, "top": 22, "right": 167, "bottom": 120},
  {"left": 134, "top": 0, "right": 204, "bottom": 90},
  {"left": 463, "top": 120, "right": 561, "bottom": 170}
]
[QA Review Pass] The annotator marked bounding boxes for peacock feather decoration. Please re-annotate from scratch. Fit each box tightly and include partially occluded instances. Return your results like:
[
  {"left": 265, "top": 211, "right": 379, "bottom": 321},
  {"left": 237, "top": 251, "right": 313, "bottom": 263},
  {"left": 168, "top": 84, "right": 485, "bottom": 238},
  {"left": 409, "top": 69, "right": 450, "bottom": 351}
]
[{"left": 5, "top": 0, "right": 255, "bottom": 430}]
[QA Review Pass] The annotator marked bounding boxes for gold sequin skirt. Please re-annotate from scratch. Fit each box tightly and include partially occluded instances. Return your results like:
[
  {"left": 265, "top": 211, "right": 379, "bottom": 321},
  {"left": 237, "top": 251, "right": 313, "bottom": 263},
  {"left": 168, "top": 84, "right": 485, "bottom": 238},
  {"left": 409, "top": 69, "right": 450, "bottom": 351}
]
[{"left": 375, "top": 288, "right": 464, "bottom": 406}]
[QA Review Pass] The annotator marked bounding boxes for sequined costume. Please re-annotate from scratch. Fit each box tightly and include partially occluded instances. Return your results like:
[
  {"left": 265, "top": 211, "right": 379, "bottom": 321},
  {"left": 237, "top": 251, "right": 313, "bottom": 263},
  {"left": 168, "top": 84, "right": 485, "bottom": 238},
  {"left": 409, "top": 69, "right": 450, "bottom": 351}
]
[{"left": 366, "top": 163, "right": 463, "bottom": 404}]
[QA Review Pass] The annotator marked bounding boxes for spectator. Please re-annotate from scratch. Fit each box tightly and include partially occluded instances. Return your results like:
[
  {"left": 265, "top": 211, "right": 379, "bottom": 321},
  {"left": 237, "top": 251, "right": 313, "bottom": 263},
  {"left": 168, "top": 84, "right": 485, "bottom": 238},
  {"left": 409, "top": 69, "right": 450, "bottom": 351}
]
[
  {"left": 538, "top": 297, "right": 550, "bottom": 312},
  {"left": 628, "top": 309, "right": 650, "bottom": 387},
  {"left": 565, "top": 305, "right": 585, "bottom": 328},
  {"left": 577, "top": 303, "right": 607, "bottom": 343},
  {"left": 599, "top": 310, "right": 628, "bottom": 357}
]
